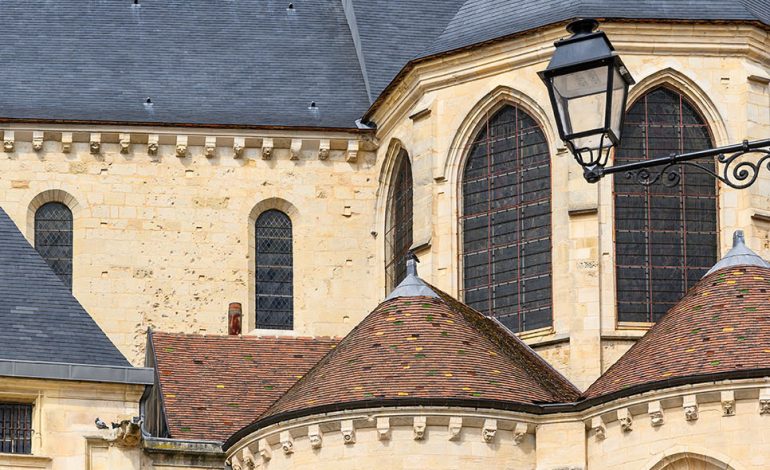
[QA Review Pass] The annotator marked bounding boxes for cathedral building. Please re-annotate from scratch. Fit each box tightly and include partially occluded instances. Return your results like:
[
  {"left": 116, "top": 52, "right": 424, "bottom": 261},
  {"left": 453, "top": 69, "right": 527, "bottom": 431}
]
[{"left": 1, "top": 1, "right": 770, "bottom": 469}]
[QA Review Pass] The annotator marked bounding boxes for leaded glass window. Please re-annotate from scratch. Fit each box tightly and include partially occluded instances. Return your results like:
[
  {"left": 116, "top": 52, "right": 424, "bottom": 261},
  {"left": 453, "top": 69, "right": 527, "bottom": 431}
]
[
  {"left": 34, "top": 202, "right": 73, "bottom": 289},
  {"left": 0, "top": 403, "right": 33, "bottom": 454},
  {"left": 461, "top": 104, "right": 552, "bottom": 333},
  {"left": 614, "top": 87, "right": 717, "bottom": 323},
  {"left": 385, "top": 150, "right": 413, "bottom": 292},
  {"left": 256, "top": 210, "right": 293, "bottom": 329}
]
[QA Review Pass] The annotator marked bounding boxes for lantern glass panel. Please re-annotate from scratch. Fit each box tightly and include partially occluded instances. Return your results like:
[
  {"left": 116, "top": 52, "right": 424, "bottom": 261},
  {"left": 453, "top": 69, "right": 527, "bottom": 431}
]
[
  {"left": 610, "top": 67, "right": 627, "bottom": 141},
  {"left": 552, "top": 64, "right": 610, "bottom": 141}
]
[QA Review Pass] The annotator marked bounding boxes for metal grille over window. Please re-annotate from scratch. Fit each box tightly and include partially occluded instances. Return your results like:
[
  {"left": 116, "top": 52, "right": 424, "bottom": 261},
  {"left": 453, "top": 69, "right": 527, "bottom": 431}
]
[
  {"left": 461, "top": 105, "right": 552, "bottom": 333},
  {"left": 256, "top": 210, "right": 294, "bottom": 330},
  {"left": 614, "top": 87, "right": 717, "bottom": 323},
  {"left": 0, "top": 403, "right": 33, "bottom": 454},
  {"left": 385, "top": 151, "right": 414, "bottom": 292},
  {"left": 34, "top": 202, "right": 73, "bottom": 289}
]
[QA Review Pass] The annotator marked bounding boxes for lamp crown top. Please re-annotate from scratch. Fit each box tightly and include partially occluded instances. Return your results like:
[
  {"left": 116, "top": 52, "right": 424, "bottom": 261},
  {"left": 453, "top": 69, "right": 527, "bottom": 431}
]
[{"left": 566, "top": 18, "right": 600, "bottom": 36}]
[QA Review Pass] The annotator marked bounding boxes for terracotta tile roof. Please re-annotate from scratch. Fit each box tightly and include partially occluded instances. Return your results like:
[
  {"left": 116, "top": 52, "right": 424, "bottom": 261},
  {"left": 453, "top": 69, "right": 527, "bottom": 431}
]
[
  {"left": 584, "top": 265, "right": 770, "bottom": 400},
  {"left": 248, "top": 289, "right": 580, "bottom": 428},
  {"left": 150, "top": 332, "right": 337, "bottom": 442}
]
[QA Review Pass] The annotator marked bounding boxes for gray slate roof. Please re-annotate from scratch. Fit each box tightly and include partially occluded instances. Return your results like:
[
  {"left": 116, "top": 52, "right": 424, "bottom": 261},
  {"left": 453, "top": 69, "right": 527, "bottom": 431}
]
[
  {"left": 0, "top": 1, "right": 768, "bottom": 128},
  {"left": 0, "top": 207, "right": 130, "bottom": 367}
]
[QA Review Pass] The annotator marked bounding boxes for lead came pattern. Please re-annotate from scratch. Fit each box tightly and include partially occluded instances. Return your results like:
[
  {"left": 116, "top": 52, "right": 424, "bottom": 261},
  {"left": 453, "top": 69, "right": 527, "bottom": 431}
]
[
  {"left": 614, "top": 87, "right": 718, "bottom": 323},
  {"left": 256, "top": 210, "right": 293, "bottom": 329},
  {"left": 461, "top": 105, "right": 552, "bottom": 333},
  {"left": 0, "top": 403, "right": 32, "bottom": 454},
  {"left": 385, "top": 151, "right": 414, "bottom": 292},
  {"left": 34, "top": 202, "right": 73, "bottom": 289}
]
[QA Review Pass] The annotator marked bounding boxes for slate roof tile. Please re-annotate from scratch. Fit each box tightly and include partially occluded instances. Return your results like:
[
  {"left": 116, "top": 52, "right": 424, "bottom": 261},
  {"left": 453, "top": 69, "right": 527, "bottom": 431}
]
[
  {"left": 0, "top": 207, "right": 130, "bottom": 367},
  {"left": 150, "top": 332, "right": 338, "bottom": 442}
]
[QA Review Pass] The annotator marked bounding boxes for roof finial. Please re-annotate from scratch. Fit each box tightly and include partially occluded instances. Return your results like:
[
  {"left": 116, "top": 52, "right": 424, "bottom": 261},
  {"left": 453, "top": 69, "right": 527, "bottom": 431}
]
[
  {"left": 733, "top": 230, "right": 745, "bottom": 248},
  {"left": 406, "top": 251, "right": 419, "bottom": 277}
]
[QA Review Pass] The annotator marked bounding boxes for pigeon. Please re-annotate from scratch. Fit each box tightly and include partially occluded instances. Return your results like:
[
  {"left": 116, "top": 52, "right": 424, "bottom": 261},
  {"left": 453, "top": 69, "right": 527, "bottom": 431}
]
[{"left": 94, "top": 417, "right": 108, "bottom": 430}]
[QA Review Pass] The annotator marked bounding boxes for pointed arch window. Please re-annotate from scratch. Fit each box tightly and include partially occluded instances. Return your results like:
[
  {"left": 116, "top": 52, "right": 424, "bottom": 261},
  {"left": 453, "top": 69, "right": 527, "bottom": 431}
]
[
  {"left": 35, "top": 202, "right": 73, "bottom": 289},
  {"left": 385, "top": 150, "right": 413, "bottom": 292},
  {"left": 255, "top": 209, "right": 293, "bottom": 330},
  {"left": 614, "top": 87, "right": 717, "bottom": 323},
  {"left": 461, "top": 104, "right": 552, "bottom": 333}
]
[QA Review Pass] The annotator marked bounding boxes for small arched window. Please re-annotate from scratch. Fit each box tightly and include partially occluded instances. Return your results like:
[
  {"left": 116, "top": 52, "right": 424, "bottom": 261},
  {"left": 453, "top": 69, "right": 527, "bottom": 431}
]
[
  {"left": 34, "top": 202, "right": 73, "bottom": 289},
  {"left": 385, "top": 150, "right": 413, "bottom": 292},
  {"left": 255, "top": 210, "right": 294, "bottom": 330},
  {"left": 614, "top": 87, "right": 717, "bottom": 323},
  {"left": 461, "top": 104, "right": 552, "bottom": 333}
]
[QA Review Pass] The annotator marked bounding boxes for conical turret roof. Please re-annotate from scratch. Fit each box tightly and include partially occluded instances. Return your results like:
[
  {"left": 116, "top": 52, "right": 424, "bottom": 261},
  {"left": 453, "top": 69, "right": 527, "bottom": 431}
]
[
  {"left": 585, "top": 231, "right": 770, "bottom": 400},
  {"left": 225, "top": 262, "right": 579, "bottom": 448}
]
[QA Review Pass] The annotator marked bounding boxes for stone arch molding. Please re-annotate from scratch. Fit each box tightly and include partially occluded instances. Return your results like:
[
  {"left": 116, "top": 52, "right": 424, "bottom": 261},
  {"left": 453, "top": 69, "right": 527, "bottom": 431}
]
[
  {"left": 375, "top": 138, "right": 410, "bottom": 239},
  {"left": 642, "top": 446, "right": 747, "bottom": 470},
  {"left": 248, "top": 197, "right": 299, "bottom": 224},
  {"left": 627, "top": 67, "right": 730, "bottom": 146},
  {"left": 442, "top": 85, "right": 558, "bottom": 183},
  {"left": 26, "top": 188, "right": 82, "bottom": 242}
]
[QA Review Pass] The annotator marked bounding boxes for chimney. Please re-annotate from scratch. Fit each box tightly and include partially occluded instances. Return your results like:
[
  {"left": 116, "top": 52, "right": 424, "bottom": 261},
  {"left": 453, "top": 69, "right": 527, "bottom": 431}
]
[{"left": 228, "top": 303, "right": 242, "bottom": 336}]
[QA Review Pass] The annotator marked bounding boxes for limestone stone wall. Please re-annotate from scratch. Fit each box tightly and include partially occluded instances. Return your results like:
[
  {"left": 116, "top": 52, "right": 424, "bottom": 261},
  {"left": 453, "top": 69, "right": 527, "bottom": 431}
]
[
  {"left": 0, "top": 22, "right": 768, "bottom": 381},
  {"left": 0, "top": 131, "right": 379, "bottom": 364},
  {"left": 0, "top": 377, "right": 144, "bottom": 470},
  {"left": 227, "top": 408, "right": 535, "bottom": 470},
  {"left": 367, "top": 21, "right": 770, "bottom": 389}
]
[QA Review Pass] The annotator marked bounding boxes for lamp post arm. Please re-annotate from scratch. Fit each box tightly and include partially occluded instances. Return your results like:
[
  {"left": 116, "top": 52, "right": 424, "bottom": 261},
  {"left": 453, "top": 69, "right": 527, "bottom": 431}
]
[{"left": 587, "top": 137, "right": 770, "bottom": 188}]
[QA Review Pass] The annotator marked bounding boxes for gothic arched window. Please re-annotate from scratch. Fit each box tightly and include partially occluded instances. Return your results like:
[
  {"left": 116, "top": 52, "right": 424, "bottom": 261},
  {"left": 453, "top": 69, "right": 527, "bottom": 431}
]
[
  {"left": 614, "top": 87, "right": 717, "bottom": 323},
  {"left": 385, "top": 150, "right": 413, "bottom": 292},
  {"left": 461, "top": 104, "right": 552, "bottom": 333},
  {"left": 255, "top": 209, "right": 293, "bottom": 330},
  {"left": 35, "top": 202, "right": 73, "bottom": 289}
]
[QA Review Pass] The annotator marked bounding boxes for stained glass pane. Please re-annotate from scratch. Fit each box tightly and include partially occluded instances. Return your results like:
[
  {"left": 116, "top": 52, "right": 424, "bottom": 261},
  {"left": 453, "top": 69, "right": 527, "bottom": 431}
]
[
  {"left": 461, "top": 105, "right": 552, "bottom": 333},
  {"left": 385, "top": 151, "right": 413, "bottom": 292},
  {"left": 614, "top": 87, "right": 717, "bottom": 323},
  {"left": 35, "top": 202, "right": 73, "bottom": 289},
  {"left": 256, "top": 210, "right": 293, "bottom": 329}
]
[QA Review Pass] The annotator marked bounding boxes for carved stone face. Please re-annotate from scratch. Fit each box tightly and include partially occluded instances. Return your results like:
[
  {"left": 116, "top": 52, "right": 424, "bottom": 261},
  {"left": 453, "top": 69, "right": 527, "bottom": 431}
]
[
  {"left": 482, "top": 428, "right": 496, "bottom": 442},
  {"left": 3, "top": 140, "right": 14, "bottom": 151}
]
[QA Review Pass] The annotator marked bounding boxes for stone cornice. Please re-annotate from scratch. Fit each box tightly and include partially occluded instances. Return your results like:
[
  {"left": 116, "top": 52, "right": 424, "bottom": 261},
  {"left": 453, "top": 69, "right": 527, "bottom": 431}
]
[
  {"left": 0, "top": 127, "right": 377, "bottom": 162},
  {"left": 368, "top": 22, "right": 770, "bottom": 136}
]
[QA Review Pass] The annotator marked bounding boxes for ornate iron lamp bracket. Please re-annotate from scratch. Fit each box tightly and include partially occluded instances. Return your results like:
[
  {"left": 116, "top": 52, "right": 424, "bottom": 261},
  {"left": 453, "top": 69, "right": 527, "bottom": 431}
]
[{"left": 589, "top": 138, "right": 770, "bottom": 188}]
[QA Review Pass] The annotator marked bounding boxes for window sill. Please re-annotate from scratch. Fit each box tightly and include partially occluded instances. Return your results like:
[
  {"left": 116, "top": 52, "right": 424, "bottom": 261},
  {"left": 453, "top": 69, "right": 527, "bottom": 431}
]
[
  {"left": 517, "top": 326, "right": 556, "bottom": 342},
  {"left": 0, "top": 454, "right": 51, "bottom": 469}
]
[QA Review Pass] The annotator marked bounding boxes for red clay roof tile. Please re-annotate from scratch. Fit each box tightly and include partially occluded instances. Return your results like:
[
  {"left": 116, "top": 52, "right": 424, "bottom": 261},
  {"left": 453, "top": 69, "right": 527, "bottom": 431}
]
[
  {"left": 250, "top": 289, "right": 580, "bottom": 427},
  {"left": 584, "top": 265, "right": 770, "bottom": 399},
  {"left": 150, "top": 332, "right": 337, "bottom": 442}
]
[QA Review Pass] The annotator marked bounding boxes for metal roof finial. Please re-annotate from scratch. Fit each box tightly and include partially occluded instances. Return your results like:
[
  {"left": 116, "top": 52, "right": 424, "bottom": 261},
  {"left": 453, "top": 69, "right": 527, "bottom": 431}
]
[
  {"left": 704, "top": 229, "right": 770, "bottom": 276},
  {"left": 406, "top": 251, "right": 419, "bottom": 277},
  {"left": 384, "top": 250, "right": 438, "bottom": 300}
]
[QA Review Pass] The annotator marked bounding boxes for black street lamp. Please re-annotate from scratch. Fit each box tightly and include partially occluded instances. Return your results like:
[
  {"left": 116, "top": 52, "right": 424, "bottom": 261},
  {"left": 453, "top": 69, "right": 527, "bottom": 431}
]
[{"left": 540, "top": 19, "right": 770, "bottom": 188}]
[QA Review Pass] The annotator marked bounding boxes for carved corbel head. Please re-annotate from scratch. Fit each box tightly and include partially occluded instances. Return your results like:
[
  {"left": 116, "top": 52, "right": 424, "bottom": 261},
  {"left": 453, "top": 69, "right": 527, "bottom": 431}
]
[
  {"left": 648, "top": 401, "right": 664, "bottom": 427},
  {"left": 413, "top": 416, "right": 426, "bottom": 440},
  {"left": 261, "top": 138, "right": 273, "bottom": 160},
  {"left": 89, "top": 134, "right": 101, "bottom": 154},
  {"left": 204, "top": 136, "right": 216, "bottom": 158},
  {"left": 241, "top": 447, "right": 257, "bottom": 469},
  {"left": 119, "top": 134, "right": 131, "bottom": 154},
  {"left": 590, "top": 416, "right": 606, "bottom": 440},
  {"left": 341, "top": 419, "right": 355, "bottom": 444},
  {"left": 318, "top": 139, "right": 330, "bottom": 160},
  {"left": 308, "top": 424, "right": 323, "bottom": 449},
  {"left": 290, "top": 138, "right": 302, "bottom": 160},
  {"left": 447, "top": 416, "right": 462, "bottom": 441},
  {"left": 617, "top": 408, "right": 633, "bottom": 432},
  {"left": 512, "top": 422, "right": 527, "bottom": 445},
  {"left": 32, "top": 131, "right": 44, "bottom": 152},
  {"left": 376, "top": 417, "right": 391, "bottom": 441},
  {"left": 683, "top": 395, "right": 698, "bottom": 421},
  {"left": 346, "top": 139, "right": 358, "bottom": 162},
  {"left": 233, "top": 137, "right": 245, "bottom": 159},
  {"left": 279, "top": 430, "right": 294, "bottom": 454},
  {"left": 481, "top": 419, "right": 497, "bottom": 443},
  {"left": 258, "top": 438, "right": 272, "bottom": 461},
  {"left": 61, "top": 132, "right": 72, "bottom": 154}
]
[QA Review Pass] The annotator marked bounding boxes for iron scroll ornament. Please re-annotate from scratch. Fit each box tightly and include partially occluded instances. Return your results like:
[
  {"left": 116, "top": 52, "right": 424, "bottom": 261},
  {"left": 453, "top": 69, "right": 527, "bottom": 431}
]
[{"left": 591, "top": 138, "right": 770, "bottom": 188}]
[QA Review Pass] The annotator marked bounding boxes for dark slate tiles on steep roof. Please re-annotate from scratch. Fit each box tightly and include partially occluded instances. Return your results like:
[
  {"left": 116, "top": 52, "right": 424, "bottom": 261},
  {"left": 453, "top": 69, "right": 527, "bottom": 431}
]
[
  {"left": 349, "top": 0, "right": 466, "bottom": 99},
  {"left": 422, "top": 0, "right": 769, "bottom": 57},
  {"left": 0, "top": 0, "right": 370, "bottom": 129},
  {"left": 0, "top": 207, "right": 130, "bottom": 367}
]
